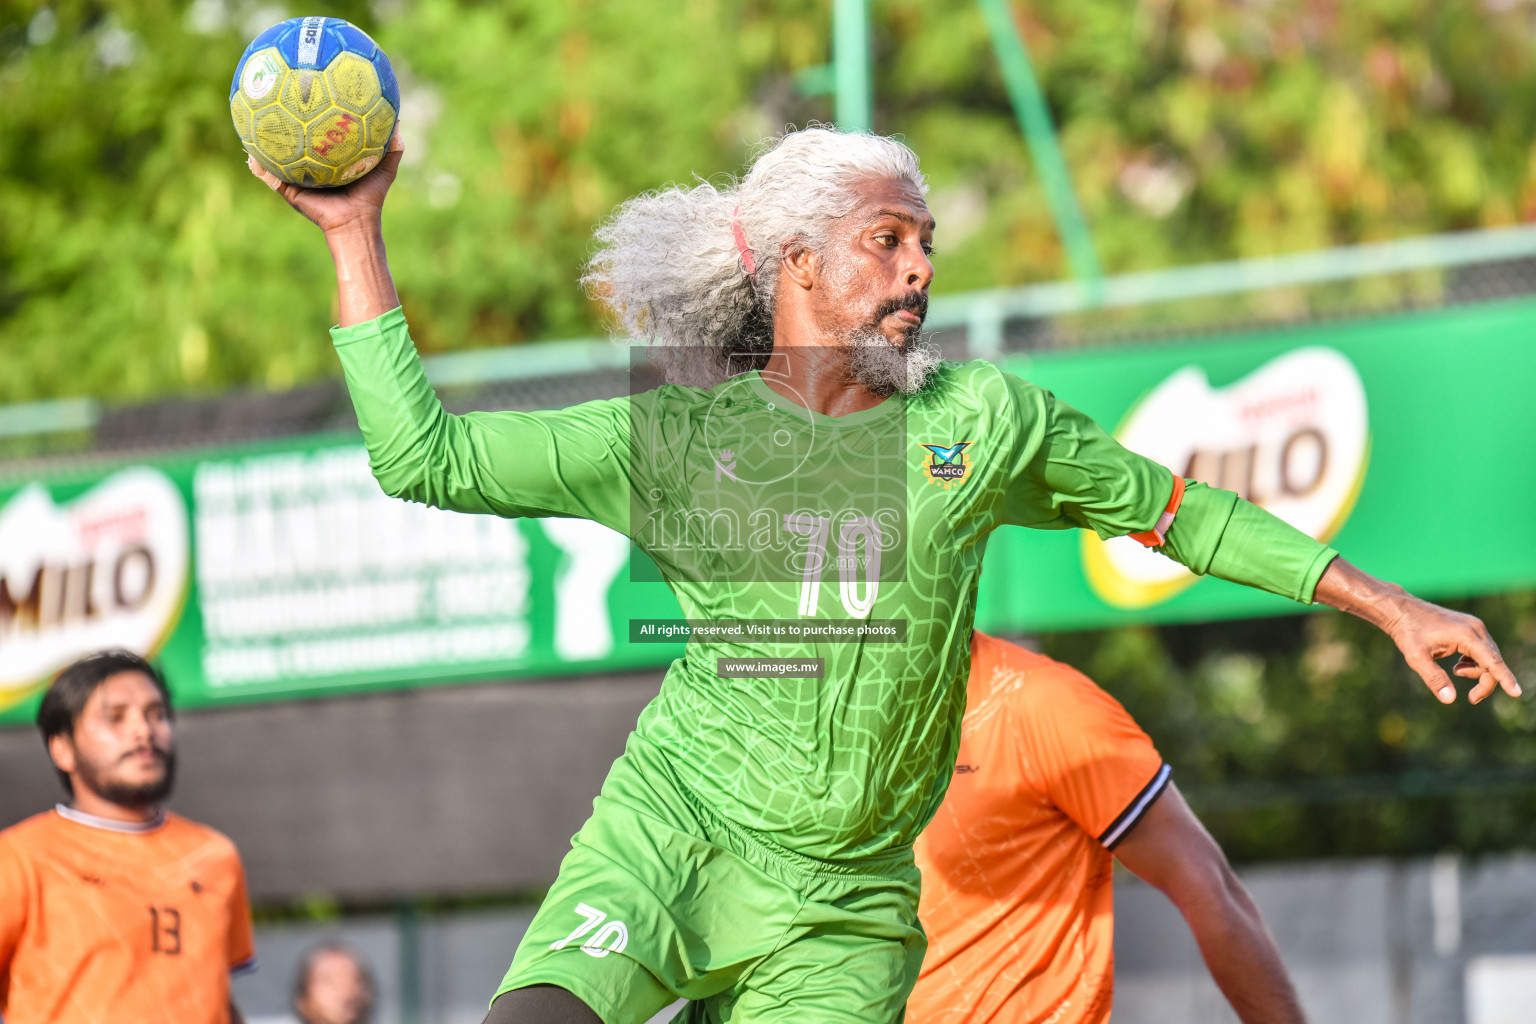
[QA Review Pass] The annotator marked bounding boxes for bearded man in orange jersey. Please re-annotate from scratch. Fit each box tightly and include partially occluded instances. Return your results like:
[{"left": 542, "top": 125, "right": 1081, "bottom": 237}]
[
  {"left": 0, "top": 651, "right": 256, "bottom": 1024},
  {"left": 907, "top": 632, "right": 1306, "bottom": 1024}
]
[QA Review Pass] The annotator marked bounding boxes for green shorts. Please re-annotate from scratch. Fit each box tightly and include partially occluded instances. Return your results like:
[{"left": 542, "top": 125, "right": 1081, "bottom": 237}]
[{"left": 494, "top": 735, "right": 926, "bottom": 1024}]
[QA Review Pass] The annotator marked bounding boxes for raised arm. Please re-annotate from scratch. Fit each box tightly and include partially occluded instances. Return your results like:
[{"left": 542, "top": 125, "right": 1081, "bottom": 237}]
[
  {"left": 1113, "top": 783, "right": 1307, "bottom": 1024},
  {"left": 247, "top": 134, "right": 403, "bottom": 325},
  {"left": 249, "top": 138, "right": 634, "bottom": 531}
]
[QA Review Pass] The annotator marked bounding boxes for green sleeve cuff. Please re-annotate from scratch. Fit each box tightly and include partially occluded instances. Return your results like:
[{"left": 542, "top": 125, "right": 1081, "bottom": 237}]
[
  {"left": 1161, "top": 481, "right": 1337, "bottom": 604},
  {"left": 1298, "top": 546, "right": 1339, "bottom": 605},
  {"left": 330, "top": 305, "right": 407, "bottom": 347},
  {"left": 1158, "top": 481, "right": 1235, "bottom": 575},
  {"left": 1207, "top": 498, "right": 1338, "bottom": 604}
]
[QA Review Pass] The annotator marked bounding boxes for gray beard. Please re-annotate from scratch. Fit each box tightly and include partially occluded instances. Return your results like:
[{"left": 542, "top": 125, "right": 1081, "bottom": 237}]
[{"left": 843, "top": 330, "right": 942, "bottom": 397}]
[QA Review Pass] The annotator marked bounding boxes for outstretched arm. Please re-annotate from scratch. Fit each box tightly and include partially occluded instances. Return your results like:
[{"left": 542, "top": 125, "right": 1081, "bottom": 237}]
[
  {"left": 1159, "top": 487, "right": 1519, "bottom": 705},
  {"left": 1312, "top": 557, "right": 1518, "bottom": 705},
  {"left": 1009, "top": 381, "right": 1521, "bottom": 707},
  {"left": 1114, "top": 783, "right": 1307, "bottom": 1024}
]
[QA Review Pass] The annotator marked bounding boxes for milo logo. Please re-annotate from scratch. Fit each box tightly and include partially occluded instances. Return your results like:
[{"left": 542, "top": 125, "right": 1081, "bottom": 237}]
[
  {"left": 0, "top": 468, "right": 190, "bottom": 712},
  {"left": 1083, "top": 346, "right": 1370, "bottom": 608}
]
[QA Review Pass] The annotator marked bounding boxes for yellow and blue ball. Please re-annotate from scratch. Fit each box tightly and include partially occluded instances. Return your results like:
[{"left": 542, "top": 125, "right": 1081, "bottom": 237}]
[{"left": 230, "top": 17, "right": 399, "bottom": 188}]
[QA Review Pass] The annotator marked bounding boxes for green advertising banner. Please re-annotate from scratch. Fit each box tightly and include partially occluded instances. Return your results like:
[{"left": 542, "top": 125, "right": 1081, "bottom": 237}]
[
  {"left": 3, "top": 298, "right": 1534, "bottom": 724},
  {"left": 0, "top": 434, "right": 686, "bottom": 724},
  {"left": 975, "top": 297, "right": 1536, "bottom": 632}
]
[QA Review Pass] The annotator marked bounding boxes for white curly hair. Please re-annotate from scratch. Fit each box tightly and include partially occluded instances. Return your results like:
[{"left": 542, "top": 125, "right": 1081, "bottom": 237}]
[{"left": 582, "top": 126, "right": 929, "bottom": 386}]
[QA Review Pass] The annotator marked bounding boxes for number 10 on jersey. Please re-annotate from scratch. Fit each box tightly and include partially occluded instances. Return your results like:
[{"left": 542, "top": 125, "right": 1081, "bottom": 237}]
[{"left": 783, "top": 514, "right": 882, "bottom": 618}]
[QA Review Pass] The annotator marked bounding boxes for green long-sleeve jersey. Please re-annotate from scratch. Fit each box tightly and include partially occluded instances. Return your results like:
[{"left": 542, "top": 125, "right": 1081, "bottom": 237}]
[{"left": 332, "top": 308, "right": 1337, "bottom": 862}]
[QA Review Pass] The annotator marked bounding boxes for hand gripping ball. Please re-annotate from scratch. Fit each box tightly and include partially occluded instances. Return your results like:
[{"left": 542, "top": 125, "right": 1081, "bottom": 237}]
[{"left": 231, "top": 16, "right": 400, "bottom": 188}]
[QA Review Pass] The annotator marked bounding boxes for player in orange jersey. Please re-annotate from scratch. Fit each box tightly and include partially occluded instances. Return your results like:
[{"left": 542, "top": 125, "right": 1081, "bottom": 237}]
[
  {"left": 908, "top": 632, "right": 1305, "bottom": 1024},
  {"left": 0, "top": 651, "right": 256, "bottom": 1024}
]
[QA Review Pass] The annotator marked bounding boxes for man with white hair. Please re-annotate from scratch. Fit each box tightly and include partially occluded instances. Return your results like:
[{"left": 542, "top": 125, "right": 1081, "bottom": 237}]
[{"left": 251, "top": 126, "right": 1517, "bottom": 1024}]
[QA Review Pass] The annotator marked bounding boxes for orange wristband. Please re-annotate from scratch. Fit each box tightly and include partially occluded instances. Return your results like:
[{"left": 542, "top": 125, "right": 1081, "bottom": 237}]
[{"left": 1129, "top": 475, "right": 1185, "bottom": 548}]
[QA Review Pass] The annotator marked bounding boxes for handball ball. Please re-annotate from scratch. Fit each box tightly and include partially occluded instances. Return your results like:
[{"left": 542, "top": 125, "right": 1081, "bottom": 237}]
[{"left": 230, "top": 17, "right": 399, "bottom": 188}]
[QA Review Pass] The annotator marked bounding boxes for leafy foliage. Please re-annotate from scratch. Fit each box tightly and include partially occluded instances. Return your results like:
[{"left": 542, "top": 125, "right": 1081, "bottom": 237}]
[
  {"left": 877, "top": 0, "right": 1536, "bottom": 287},
  {"left": 4, "top": 0, "right": 1536, "bottom": 401},
  {"left": 0, "top": 0, "right": 814, "bottom": 400}
]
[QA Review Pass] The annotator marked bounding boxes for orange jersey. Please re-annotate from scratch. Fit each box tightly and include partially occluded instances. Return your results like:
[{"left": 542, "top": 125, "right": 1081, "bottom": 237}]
[
  {"left": 909, "top": 633, "right": 1170, "bottom": 1024},
  {"left": 0, "top": 806, "right": 256, "bottom": 1024}
]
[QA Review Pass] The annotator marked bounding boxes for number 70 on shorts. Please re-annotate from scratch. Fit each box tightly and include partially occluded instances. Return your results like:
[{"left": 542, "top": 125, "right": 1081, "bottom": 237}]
[{"left": 549, "top": 902, "right": 630, "bottom": 959}]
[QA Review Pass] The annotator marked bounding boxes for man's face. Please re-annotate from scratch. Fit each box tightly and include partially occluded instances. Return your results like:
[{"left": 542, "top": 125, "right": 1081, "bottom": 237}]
[
  {"left": 49, "top": 671, "right": 175, "bottom": 808},
  {"left": 811, "top": 175, "right": 936, "bottom": 348},
  {"left": 298, "top": 950, "right": 375, "bottom": 1024}
]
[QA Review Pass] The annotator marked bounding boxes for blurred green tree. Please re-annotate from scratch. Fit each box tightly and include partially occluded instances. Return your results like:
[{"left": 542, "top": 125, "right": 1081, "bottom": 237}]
[
  {"left": 3, "top": 0, "right": 1535, "bottom": 401},
  {"left": 879, "top": 0, "right": 1536, "bottom": 287},
  {"left": 0, "top": 0, "right": 826, "bottom": 399}
]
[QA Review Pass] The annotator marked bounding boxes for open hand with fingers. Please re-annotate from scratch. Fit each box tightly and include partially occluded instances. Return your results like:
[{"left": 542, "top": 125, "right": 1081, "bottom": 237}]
[
  {"left": 1382, "top": 595, "right": 1521, "bottom": 705},
  {"left": 1314, "top": 557, "right": 1521, "bottom": 705}
]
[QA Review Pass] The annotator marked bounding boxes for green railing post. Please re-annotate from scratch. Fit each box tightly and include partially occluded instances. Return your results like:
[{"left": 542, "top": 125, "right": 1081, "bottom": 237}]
[
  {"left": 975, "top": 0, "right": 1103, "bottom": 300},
  {"left": 833, "top": 0, "right": 872, "bottom": 130},
  {"left": 397, "top": 900, "right": 422, "bottom": 1024}
]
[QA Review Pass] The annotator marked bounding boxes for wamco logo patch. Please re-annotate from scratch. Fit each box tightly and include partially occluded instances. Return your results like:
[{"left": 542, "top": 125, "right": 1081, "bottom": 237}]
[{"left": 921, "top": 442, "right": 973, "bottom": 490}]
